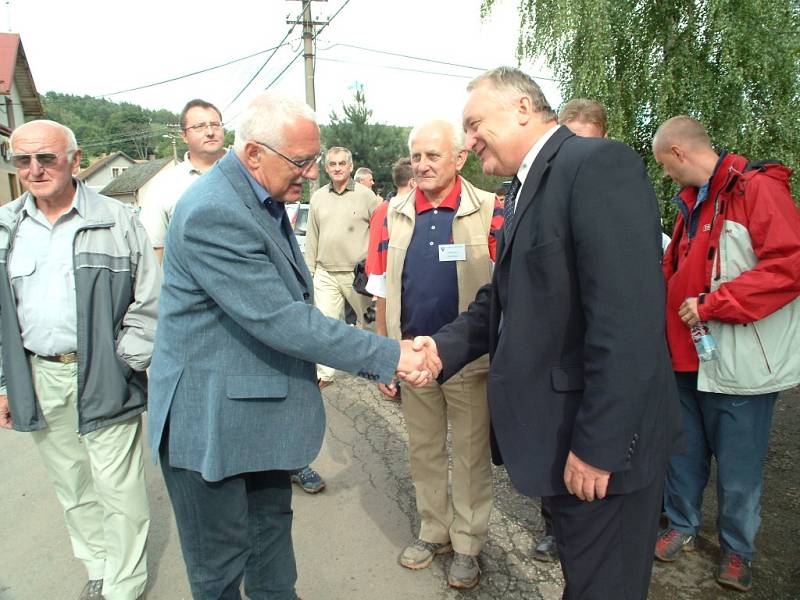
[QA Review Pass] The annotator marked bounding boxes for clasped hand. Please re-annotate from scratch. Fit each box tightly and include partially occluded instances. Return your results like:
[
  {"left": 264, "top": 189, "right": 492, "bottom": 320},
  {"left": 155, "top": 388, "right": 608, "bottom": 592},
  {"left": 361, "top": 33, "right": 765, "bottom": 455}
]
[{"left": 380, "top": 336, "right": 442, "bottom": 398}]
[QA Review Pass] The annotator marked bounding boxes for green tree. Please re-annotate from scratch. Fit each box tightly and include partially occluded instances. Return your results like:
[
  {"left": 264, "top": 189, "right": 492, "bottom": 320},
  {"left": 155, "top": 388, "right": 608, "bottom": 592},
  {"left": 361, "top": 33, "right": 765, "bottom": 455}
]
[
  {"left": 321, "top": 86, "right": 411, "bottom": 195},
  {"left": 483, "top": 0, "right": 800, "bottom": 226},
  {"left": 461, "top": 152, "right": 505, "bottom": 193},
  {"left": 42, "top": 92, "right": 181, "bottom": 162}
]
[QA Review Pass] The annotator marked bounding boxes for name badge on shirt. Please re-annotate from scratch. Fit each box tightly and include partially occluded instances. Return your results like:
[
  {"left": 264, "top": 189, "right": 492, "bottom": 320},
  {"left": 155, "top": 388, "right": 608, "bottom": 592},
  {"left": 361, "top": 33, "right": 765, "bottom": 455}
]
[{"left": 438, "top": 243, "right": 466, "bottom": 262}]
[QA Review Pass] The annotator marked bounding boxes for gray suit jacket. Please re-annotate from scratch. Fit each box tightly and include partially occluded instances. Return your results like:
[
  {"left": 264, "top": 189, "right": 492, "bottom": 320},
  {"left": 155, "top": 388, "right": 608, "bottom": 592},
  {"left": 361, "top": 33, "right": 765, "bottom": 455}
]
[{"left": 148, "top": 152, "right": 399, "bottom": 481}]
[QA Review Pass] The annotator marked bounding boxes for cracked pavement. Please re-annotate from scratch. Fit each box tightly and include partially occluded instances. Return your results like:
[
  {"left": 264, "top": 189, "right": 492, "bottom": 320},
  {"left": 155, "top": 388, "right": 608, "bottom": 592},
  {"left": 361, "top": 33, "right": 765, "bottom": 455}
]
[{"left": 1, "top": 374, "right": 797, "bottom": 599}]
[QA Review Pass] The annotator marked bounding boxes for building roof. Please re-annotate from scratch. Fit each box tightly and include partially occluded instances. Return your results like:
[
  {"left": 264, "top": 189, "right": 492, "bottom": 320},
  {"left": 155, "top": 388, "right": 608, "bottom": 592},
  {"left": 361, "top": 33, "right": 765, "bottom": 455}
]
[
  {"left": 0, "top": 33, "right": 43, "bottom": 118},
  {"left": 76, "top": 151, "right": 138, "bottom": 181},
  {"left": 101, "top": 158, "right": 173, "bottom": 195}
]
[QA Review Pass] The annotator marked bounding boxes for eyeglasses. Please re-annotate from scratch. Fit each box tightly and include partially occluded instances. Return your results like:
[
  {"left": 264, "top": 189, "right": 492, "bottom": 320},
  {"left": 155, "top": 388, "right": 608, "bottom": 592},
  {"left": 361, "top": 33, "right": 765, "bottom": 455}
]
[
  {"left": 254, "top": 140, "right": 322, "bottom": 172},
  {"left": 10, "top": 152, "right": 71, "bottom": 169},
  {"left": 184, "top": 121, "right": 224, "bottom": 133}
]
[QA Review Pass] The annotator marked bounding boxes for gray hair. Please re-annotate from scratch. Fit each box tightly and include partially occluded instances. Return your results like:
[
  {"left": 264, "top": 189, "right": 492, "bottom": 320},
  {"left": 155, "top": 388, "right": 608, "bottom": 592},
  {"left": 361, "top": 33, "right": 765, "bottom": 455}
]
[
  {"left": 354, "top": 167, "right": 373, "bottom": 182},
  {"left": 10, "top": 119, "right": 79, "bottom": 155},
  {"left": 326, "top": 146, "right": 353, "bottom": 165},
  {"left": 407, "top": 119, "right": 465, "bottom": 154},
  {"left": 234, "top": 92, "right": 317, "bottom": 152},
  {"left": 468, "top": 66, "right": 557, "bottom": 121}
]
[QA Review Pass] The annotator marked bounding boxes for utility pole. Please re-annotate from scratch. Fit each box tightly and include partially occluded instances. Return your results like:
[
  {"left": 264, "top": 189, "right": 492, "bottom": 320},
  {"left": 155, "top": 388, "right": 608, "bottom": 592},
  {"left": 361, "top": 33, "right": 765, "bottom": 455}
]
[{"left": 288, "top": 1, "right": 328, "bottom": 192}]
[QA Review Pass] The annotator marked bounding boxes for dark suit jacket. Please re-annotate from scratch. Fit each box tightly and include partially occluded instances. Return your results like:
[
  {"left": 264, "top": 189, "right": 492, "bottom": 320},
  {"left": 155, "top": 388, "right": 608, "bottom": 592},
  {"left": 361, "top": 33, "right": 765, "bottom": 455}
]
[
  {"left": 148, "top": 152, "right": 399, "bottom": 482},
  {"left": 434, "top": 126, "right": 682, "bottom": 497}
]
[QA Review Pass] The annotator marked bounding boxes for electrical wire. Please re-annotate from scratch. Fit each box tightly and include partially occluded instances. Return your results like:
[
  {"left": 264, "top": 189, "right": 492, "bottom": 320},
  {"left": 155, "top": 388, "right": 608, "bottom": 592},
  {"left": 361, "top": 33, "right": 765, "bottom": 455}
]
[
  {"left": 262, "top": 0, "right": 352, "bottom": 91},
  {"left": 224, "top": 0, "right": 352, "bottom": 125},
  {"left": 320, "top": 42, "right": 557, "bottom": 82},
  {"left": 95, "top": 44, "right": 293, "bottom": 98},
  {"left": 315, "top": 56, "right": 476, "bottom": 79},
  {"left": 223, "top": 0, "right": 318, "bottom": 111}
]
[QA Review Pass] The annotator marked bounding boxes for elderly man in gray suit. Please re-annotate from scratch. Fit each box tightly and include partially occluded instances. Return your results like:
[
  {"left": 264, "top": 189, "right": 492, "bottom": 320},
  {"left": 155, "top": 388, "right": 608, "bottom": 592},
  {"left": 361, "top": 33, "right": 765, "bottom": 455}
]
[{"left": 147, "top": 92, "right": 436, "bottom": 600}]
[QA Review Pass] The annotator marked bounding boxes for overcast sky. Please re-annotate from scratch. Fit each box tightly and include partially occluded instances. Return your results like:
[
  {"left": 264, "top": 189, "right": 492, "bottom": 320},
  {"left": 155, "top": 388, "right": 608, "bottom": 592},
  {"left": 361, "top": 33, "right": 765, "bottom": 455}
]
[{"left": 6, "top": 0, "right": 561, "bottom": 128}]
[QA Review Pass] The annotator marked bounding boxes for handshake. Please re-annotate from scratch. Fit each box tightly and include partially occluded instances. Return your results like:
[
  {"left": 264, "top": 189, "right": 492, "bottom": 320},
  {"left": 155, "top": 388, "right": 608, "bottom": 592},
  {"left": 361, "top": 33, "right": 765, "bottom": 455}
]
[{"left": 381, "top": 337, "right": 441, "bottom": 398}]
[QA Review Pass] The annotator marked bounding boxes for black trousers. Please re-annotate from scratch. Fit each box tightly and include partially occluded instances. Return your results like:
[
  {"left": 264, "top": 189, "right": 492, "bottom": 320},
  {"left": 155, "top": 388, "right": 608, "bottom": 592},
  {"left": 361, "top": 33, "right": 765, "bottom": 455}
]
[{"left": 548, "top": 468, "right": 665, "bottom": 600}]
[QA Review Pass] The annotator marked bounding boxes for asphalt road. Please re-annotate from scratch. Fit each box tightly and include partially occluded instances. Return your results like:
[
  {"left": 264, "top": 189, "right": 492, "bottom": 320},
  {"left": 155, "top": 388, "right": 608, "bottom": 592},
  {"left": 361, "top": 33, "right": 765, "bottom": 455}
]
[{"left": 1, "top": 376, "right": 797, "bottom": 599}]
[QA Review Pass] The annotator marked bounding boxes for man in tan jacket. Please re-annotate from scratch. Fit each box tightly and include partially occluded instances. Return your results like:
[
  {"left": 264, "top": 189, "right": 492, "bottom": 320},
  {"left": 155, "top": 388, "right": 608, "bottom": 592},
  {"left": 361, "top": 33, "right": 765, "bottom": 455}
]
[{"left": 366, "top": 120, "right": 500, "bottom": 590}]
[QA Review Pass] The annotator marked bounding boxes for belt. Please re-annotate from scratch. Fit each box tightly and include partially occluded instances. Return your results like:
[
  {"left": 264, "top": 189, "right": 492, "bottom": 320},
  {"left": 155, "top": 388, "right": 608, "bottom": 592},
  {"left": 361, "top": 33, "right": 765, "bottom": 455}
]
[{"left": 33, "top": 352, "right": 78, "bottom": 364}]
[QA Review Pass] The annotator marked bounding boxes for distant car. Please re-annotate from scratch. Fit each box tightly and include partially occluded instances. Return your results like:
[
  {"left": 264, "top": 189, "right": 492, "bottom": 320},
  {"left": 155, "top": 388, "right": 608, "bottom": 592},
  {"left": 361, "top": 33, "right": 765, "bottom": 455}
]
[{"left": 285, "top": 202, "right": 310, "bottom": 254}]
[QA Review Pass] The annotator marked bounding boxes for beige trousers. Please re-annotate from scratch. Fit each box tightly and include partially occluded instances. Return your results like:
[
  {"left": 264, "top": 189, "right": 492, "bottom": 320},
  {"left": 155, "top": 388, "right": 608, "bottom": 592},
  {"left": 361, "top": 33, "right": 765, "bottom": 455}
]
[
  {"left": 29, "top": 356, "right": 149, "bottom": 600},
  {"left": 313, "top": 266, "right": 371, "bottom": 382},
  {"left": 402, "top": 366, "right": 493, "bottom": 555}
]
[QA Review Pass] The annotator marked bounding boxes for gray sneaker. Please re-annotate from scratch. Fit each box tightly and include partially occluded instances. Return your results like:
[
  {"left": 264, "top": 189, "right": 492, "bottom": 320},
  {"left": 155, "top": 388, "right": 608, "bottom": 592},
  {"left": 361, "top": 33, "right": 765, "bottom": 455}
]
[
  {"left": 78, "top": 580, "right": 103, "bottom": 600},
  {"left": 533, "top": 534, "right": 559, "bottom": 562},
  {"left": 398, "top": 539, "right": 452, "bottom": 569},
  {"left": 448, "top": 552, "right": 480, "bottom": 589}
]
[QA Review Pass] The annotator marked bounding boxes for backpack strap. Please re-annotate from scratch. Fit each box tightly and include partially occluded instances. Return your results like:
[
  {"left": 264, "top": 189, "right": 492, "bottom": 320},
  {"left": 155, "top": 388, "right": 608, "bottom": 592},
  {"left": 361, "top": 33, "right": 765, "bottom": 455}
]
[{"left": 724, "top": 159, "right": 784, "bottom": 192}]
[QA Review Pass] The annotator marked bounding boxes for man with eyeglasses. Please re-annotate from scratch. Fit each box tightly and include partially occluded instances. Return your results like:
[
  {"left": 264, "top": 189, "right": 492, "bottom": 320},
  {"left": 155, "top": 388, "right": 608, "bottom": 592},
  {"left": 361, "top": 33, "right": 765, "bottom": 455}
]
[
  {"left": 139, "top": 98, "right": 227, "bottom": 262},
  {"left": 147, "top": 92, "right": 439, "bottom": 600},
  {"left": 0, "top": 119, "right": 160, "bottom": 600}
]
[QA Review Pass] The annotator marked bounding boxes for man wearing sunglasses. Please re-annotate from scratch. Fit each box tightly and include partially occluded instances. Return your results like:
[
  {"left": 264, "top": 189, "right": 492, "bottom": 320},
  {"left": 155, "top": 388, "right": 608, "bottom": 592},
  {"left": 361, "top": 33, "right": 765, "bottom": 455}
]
[
  {"left": 139, "top": 99, "right": 227, "bottom": 262},
  {"left": 0, "top": 120, "right": 160, "bottom": 600}
]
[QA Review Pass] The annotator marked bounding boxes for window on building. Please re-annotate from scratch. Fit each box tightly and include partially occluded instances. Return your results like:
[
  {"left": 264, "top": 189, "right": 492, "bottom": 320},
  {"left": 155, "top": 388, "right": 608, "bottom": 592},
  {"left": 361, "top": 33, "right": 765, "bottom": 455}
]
[
  {"left": 8, "top": 173, "right": 19, "bottom": 198},
  {"left": 5, "top": 97, "right": 15, "bottom": 130}
]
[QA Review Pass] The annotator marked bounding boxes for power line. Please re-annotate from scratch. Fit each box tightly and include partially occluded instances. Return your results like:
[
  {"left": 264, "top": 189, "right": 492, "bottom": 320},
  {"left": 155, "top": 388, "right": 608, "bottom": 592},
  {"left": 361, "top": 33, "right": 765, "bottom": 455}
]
[
  {"left": 324, "top": 43, "right": 487, "bottom": 72},
  {"left": 320, "top": 42, "right": 557, "bottom": 82},
  {"left": 79, "top": 125, "right": 171, "bottom": 148},
  {"left": 95, "top": 44, "right": 293, "bottom": 98},
  {"left": 225, "top": 0, "right": 352, "bottom": 125},
  {"left": 314, "top": 0, "right": 351, "bottom": 38},
  {"left": 262, "top": 0, "right": 351, "bottom": 92},
  {"left": 223, "top": 0, "right": 314, "bottom": 111},
  {"left": 263, "top": 49, "right": 305, "bottom": 92},
  {"left": 315, "top": 57, "right": 476, "bottom": 80}
]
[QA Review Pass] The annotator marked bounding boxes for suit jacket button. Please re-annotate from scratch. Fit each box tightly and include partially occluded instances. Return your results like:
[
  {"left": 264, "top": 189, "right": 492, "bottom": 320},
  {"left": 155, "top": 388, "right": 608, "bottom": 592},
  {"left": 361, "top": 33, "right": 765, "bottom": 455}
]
[{"left": 303, "top": 292, "right": 310, "bottom": 300}]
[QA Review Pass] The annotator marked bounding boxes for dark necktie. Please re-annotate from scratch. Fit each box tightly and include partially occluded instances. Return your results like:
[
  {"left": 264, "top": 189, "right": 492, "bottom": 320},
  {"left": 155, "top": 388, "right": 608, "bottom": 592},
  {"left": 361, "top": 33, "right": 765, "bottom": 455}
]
[{"left": 503, "top": 176, "right": 522, "bottom": 234}]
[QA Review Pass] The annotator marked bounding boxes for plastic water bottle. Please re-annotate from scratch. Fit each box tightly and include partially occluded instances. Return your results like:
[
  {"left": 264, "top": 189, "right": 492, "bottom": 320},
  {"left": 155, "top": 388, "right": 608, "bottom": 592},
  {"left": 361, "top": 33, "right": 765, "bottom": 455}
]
[{"left": 690, "top": 320, "right": 718, "bottom": 362}]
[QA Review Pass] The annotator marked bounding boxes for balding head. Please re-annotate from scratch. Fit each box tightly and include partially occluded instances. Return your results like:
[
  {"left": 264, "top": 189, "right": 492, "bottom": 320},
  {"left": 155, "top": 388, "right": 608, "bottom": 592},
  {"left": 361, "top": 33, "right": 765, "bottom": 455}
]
[
  {"left": 652, "top": 116, "right": 719, "bottom": 188},
  {"left": 652, "top": 116, "right": 712, "bottom": 154},
  {"left": 10, "top": 119, "right": 78, "bottom": 155}
]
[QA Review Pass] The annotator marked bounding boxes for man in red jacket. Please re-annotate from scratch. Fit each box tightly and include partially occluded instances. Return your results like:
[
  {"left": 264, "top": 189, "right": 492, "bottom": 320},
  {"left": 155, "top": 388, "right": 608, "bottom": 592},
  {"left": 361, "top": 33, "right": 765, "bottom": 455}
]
[{"left": 653, "top": 116, "right": 800, "bottom": 592}]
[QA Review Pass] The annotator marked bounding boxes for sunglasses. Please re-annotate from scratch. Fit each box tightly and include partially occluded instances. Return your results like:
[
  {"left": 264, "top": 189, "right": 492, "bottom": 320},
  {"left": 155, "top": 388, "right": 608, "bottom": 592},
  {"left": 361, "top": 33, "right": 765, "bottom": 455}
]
[{"left": 10, "top": 152, "right": 70, "bottom": 168}]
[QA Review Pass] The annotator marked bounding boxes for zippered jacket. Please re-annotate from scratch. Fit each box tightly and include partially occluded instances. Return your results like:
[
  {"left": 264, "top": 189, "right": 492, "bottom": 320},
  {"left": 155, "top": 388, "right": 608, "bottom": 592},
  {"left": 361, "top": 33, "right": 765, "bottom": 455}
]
[
  {"left": 381, "top": 177, "right": 495, "bottom": 374},
  {"left": 663, "top": 152, "right": 800, "bottom": 394},
  {"left": 0, "top": 182, "right": 161, "bottom": 434}
]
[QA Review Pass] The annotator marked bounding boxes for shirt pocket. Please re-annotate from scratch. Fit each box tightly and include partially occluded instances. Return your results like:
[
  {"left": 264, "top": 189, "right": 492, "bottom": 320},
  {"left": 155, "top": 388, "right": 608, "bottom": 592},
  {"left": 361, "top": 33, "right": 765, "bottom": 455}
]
[{"left": 7, "top": 256, "right": 36, "bottom": 280}]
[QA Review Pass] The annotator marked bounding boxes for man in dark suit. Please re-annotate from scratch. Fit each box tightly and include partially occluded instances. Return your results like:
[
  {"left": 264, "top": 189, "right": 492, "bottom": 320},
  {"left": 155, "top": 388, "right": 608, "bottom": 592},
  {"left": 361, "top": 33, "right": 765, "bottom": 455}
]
[
  {"left": 416, "top": 67, "right": 681, "bottom": 599},
  {"left": 148, "top": 92, "right": 437, "bottom": 600}
]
